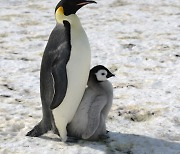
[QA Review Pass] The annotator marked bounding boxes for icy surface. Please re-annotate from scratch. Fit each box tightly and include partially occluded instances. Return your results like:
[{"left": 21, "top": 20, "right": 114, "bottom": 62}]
[{"left": 0, "top": 0, "right": 180, "bottom": 153}]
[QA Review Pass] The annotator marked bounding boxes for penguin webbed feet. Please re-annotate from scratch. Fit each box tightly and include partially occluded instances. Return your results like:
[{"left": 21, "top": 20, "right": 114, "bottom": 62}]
[
  {"left": 66, "top": 136, "right": 80, "bottom": 143},
  {"left": 26, "top": 121, "right": 50, "bottom": 137},
  {"left": 26, "top": 125, "right": 43, "bottom": 137}
]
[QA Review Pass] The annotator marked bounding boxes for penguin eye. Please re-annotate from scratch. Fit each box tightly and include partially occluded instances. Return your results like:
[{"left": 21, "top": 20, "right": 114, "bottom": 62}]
[{"left": 101, "top": 73, "right": 105, "bottom": 76}]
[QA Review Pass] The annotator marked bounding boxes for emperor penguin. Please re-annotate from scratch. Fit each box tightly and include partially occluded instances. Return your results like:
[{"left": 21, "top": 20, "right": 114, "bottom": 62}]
[
  {"left": 67, "top": 65, "right": 114, "bottom": 140},
  {"left": 26, "top": 0, "right": 96, "bottom": 142}
]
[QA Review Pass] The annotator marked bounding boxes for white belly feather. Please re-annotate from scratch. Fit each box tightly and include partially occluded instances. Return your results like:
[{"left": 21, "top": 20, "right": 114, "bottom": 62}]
[{"left": 52, "top": 15, "right": 91, "bottom": 138}]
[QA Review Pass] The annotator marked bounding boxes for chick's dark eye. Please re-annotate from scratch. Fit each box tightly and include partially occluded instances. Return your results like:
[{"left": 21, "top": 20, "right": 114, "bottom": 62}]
[{"left": 101, "top": 73, "right": 105, "bottom": 75}]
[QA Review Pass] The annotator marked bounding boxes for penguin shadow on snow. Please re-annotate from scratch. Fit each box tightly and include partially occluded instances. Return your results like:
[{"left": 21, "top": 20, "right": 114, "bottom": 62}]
[
  {"left": 38, "top": 131, "right": 180, "bottom": 153},
  {"left": 77, "top": 131, "right": 180, "bottom": 153}
]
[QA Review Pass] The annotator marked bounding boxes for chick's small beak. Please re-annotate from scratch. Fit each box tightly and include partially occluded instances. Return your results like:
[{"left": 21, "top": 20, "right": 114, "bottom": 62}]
[
  {"left": 77, "top": 0, "right": 97, "bottom": 6},
  {"left": 107, "top": 73, "right": 115, "bottom": 78}
]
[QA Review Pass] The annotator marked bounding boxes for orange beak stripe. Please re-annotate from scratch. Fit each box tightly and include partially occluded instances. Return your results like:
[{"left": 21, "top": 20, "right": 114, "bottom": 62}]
[{"left": 77, "top": 2, "right": 90, "bottom": 6}]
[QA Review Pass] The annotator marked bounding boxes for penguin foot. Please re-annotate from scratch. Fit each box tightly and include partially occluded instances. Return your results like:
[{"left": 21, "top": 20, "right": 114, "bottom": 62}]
[
  {"left": 66, "top": 137, "right": 80, "bottom": 143},
  {"left": 99, "top": 134, "right": 110, "bottom": 140},
  {"left": 26, "top": 122, "right": 49, "bottom": 137},
  {"left": 26, "top": 125, "right": 43, "bottom": 137}
]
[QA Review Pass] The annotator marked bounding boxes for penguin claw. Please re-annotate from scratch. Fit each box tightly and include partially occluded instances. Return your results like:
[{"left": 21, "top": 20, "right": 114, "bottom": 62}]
[
  {"left": 26, "top": 130, "right": 36, "bottom": 137},
  {"left": 26, "top": 128, "right": 40, "bottom": 137},
  {"left": 26, "top": 125, "right": 44, "bottom": 137}
]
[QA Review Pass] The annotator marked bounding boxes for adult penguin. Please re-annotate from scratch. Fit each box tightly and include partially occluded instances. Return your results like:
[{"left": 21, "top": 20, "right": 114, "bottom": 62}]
[{"left": 26, "top": 0, "right": 96, "bottom": 142}]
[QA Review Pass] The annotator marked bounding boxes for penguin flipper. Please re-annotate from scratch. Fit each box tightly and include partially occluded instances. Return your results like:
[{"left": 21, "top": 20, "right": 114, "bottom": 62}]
[
  {"left": 82, "top": 96, "right": 107, "bottom": 139},
  {"left": 50, "top": 21, "right": 71, "bottom": 110},
  {"left": 50, "top": 60, "right": 67, "bottom": 110}
]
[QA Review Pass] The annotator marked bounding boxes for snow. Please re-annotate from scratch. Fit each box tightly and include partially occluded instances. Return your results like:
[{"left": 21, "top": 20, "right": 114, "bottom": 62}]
[{"left": 0, "top": 0, "right": 180, "bottom": 153}]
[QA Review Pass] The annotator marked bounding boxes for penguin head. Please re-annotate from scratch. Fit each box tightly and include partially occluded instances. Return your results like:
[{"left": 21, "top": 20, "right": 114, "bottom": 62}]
[
  {"left": 90, "top": 65, "right": 115, "bottom": 82},
  {"left": 55, "top": 0, "right": 96, "bottom": 20}
]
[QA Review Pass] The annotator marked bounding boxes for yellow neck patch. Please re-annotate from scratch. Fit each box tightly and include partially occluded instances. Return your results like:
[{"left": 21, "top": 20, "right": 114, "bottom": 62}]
[
  {"left": 55, "top": 7, "right": 64, "bottom": 23},
  {"left": 57, "top": 7, "right": 64, "bottom": 15}
]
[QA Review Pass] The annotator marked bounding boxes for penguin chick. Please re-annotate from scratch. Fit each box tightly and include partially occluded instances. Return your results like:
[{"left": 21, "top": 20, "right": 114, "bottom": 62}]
[{"left": 67, "top": 65, "right": 114, "bottom": 140}]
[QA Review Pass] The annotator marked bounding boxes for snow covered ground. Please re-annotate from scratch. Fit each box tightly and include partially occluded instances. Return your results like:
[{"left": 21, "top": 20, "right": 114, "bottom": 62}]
[{"left": 0, "top": 0, "right": 180, "bottom": 153}]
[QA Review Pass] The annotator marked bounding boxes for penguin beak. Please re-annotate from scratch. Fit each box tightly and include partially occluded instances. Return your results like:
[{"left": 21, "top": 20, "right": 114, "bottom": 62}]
[
  {"left": 77, "top": 0, "right": 97, "bottom": 6},
  {"left": 107, "top": 73, "right": 115, "bottom": 78}
]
